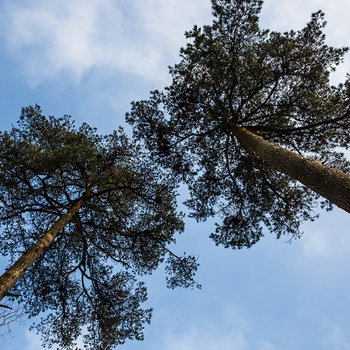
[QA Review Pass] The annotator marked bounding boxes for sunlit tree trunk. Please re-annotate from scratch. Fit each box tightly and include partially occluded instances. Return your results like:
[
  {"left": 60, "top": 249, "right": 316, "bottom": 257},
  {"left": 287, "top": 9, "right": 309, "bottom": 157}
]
[
  {"left": 232, "top": 125, "right": 350, "bottom": 213},
  {"left": 0, "top": 199, "right": 84, "bottom": 301}
]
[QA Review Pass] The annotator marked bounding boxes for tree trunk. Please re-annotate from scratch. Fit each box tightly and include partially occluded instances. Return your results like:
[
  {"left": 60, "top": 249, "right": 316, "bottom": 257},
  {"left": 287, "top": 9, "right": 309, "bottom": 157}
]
[
  {"left": 231, "top": 125, "right": 350, "bottom": 213},
  {"left": 0, "top": 199, "right": 83, "bottom": 301}
]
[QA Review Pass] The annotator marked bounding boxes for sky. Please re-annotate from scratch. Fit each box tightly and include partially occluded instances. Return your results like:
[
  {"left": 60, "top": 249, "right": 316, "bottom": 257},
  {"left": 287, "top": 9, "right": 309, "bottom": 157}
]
[{"left": 0, "top": 0, "right": 350, "bottom": 349}]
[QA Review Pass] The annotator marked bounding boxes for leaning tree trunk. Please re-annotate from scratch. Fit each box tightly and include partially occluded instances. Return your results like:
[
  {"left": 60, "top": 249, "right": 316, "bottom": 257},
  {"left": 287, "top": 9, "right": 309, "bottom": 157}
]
[
  {"left": 232, "top": 125, "right": 350, "bottom": 214},
  {"left": 0, "top": 198, "right": 84, "bottom": 301}
]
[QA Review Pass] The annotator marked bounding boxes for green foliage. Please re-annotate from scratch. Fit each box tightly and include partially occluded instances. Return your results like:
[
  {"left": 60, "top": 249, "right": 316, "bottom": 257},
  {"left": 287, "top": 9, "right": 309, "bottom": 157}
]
[
  {"left": 127, "top": 0, "right": 350, "bottom": 248},
  {"left": 0, "top": 105, "right": 199, "bottom": 349}
]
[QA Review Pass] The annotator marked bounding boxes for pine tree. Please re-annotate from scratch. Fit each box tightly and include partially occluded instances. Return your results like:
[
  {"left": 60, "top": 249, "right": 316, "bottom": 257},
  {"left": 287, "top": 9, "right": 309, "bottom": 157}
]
[
  {"left": 0, "top": 106, "right": 199, "bottom": 349},
  {"left": 127, "top": 0, "right": 350, "bottom": 248}
]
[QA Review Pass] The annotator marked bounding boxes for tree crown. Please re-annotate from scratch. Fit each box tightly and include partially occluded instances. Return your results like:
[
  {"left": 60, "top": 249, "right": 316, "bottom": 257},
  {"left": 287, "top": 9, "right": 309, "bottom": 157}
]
[
  {"left": 127, "top": 0, "right": 350, "bottom": 248},
  {"left": 0, "top": 105, "right": 199, "bottom": 349}
]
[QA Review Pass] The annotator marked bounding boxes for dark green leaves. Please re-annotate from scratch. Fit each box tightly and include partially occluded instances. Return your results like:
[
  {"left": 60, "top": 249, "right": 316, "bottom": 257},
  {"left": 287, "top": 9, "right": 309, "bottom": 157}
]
[
  {"left": 127, "top": 0, "right": 350, "bottom": 248},
  {"left": 0, "top": 106, "right": 198, "bottom": 349},
  {"left": 165, "top": 254, "right": 201, "bottom": 289}
]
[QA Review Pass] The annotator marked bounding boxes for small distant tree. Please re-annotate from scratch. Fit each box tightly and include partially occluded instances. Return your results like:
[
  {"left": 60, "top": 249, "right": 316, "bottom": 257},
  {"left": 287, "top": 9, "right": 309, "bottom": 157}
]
[
  {"left": 127, "top": 0, "right": 350, "bottom": 248},
  {"left": 0, "top": 106, "right": 199, "bottom": 349}
]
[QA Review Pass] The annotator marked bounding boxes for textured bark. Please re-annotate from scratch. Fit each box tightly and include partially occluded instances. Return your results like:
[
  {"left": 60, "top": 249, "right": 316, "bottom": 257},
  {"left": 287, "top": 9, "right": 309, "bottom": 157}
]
[
  {"left": 0, "top": 199, "right": 83, "bottom": 301},
  {"left": 232, "top": 125, "right": 350, "bottom": 213}
]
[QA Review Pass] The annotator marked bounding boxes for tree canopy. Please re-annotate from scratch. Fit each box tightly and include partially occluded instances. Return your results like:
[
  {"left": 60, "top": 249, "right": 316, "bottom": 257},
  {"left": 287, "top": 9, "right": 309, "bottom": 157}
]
[
  {"left": 0, "top": 106, "right": 199, "bottom": 349},
  {"left": 1, "top": 0, "right": 350, "bottom": 348},
  {"left": 127, "top": 0, "right": 350, "bottom": 248}
]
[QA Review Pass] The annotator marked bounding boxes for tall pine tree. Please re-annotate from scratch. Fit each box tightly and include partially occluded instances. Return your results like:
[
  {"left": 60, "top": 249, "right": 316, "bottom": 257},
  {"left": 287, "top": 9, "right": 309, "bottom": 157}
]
[
  {"left": 0, "top": 106, "right": 198, "bottom": 349},
  {"left": 127, "top": 0, "right": 350, "bottom": 248}
]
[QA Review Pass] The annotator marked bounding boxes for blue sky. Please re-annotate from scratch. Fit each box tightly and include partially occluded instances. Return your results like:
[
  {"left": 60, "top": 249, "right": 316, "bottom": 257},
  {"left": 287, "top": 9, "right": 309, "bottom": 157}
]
[{"left": 0, "top": 0, "right": 350, "bottom": 349}]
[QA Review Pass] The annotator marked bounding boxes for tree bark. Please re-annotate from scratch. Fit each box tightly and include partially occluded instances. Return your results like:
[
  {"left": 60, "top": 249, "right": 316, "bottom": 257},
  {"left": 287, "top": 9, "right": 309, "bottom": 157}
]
[
  {"left": 0, "top": 199, "right": 83, "bottom": 301},
  {"left": 231, "top": 125, "right": 350, "bottom": 214}
]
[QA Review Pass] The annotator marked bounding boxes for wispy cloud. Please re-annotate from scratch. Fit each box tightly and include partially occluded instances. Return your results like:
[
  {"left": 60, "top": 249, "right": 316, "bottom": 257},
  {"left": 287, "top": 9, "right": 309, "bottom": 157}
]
[
  {"left": 300, "top": 229, "right": 330, "bottom": 257},
  {"left": 299, "top": 210, "right": 350, "bottom": 258},
  {"left": 0, "top": 0, "right": 211, "bottom": 87},
  {"left": 261, "top": 0, "right": 350, "bottom": 84},
  {"left": 261, "top": 0, "right": 350, "bottom": 43},
  {"left": 149, "top": 303, "right": 277, "bottom": 350},
  {"left": 323, "top": 326, "right": 350, "bottom": 350},
  {"left": 162, "top": 329, "right": 247, "bottom": 350},
  {"left": 1, "top": 0, "right": 349, "bottom": 87},
  {"left": 159, "top": 326, "right": 279, "bottom": 350},
  {"left": 259, "top": 340, "right": 278, "bottom": 350}
]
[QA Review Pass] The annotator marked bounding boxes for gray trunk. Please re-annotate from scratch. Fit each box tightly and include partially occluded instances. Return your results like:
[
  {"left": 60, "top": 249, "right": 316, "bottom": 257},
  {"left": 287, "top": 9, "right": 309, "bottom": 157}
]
[
  {"left": 0, "top": 199, "right": 83, "bottom": 301},
  {"left": 232, "top": 125, "right": 350, "bottom": 213}
]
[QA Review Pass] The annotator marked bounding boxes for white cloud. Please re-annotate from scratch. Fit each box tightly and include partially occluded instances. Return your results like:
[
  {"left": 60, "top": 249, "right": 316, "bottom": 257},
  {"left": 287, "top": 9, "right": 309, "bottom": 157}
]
[
  {"left": 323, "top": 326, "right": 350, "bottom": 350},
  {"left": 132, "top": 0, "right": 210, "bottom": 50},
  {"left": 259, "top": 340, "right": 278, "bottom": 350},
  {"left": 300, "top": 229, "right": 330, "bottom": 257},
  {"left": 261, "top": 0, "right": 350, "bottom": 84},
  {"left": 299, "top": 210, "right": 350, "bottom": 258},
  {"left": 1, "top": 0, "right": 349, "bottom": 87},
  {"left": 162, "top": 328, "right": 247, "bottom": 350},
  {"left": 155, "top": 303, "right": 277, "bottom": 350},
  {"left": 0, "top": 0, "right": 211, "bottom": 87},
  {"left": 261, "top": 0, "right": 350, "bottom": 43}
]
